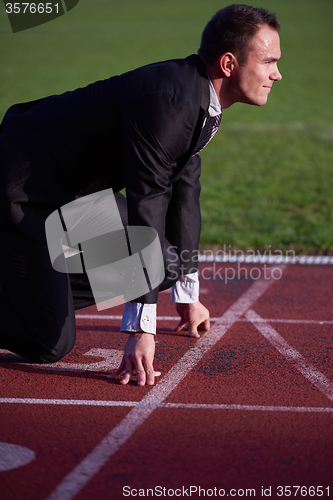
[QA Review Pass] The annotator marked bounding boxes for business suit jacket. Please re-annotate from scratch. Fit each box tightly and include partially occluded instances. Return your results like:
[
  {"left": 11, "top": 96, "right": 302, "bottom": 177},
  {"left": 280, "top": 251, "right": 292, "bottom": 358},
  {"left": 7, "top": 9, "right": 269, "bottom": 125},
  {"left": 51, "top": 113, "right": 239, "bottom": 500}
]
[{"left": 0, "top": 54, "right": 211, "bottom": 303}]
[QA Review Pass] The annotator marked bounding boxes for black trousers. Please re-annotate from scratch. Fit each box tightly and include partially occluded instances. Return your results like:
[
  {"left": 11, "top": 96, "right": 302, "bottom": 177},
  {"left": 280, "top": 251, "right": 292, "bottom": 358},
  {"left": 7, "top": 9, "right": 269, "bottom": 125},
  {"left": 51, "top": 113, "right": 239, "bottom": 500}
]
[{"left": 0, "top": 193, "right": 179, "bottom": 363}]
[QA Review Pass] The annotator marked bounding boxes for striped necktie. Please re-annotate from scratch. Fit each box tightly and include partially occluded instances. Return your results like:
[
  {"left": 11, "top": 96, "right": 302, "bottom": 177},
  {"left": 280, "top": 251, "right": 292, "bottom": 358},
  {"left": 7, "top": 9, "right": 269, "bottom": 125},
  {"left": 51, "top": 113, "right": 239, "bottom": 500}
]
[{"left": 192, "top": 113, "right": 222, "bottom": 156}]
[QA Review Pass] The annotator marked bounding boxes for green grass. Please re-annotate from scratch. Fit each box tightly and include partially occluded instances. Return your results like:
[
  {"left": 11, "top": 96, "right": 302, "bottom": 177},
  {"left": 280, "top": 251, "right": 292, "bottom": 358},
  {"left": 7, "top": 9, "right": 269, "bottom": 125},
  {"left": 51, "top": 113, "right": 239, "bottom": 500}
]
[
  {"left": 0, "top": 0, "right": 332, "bottom": 254},
  {"left": 200, "top": 125, "right": 333, "bottom": 254}
]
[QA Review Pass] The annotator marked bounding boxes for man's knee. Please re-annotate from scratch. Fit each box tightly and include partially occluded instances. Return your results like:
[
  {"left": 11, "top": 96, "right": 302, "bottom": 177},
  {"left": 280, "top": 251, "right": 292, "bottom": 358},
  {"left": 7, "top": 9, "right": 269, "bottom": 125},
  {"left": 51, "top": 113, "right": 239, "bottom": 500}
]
[
  {"left": 1, "top": 331, "right": 75, "bottom": 364},
  {"left": 38, "top": 337, "right": 75, "bottom": 363},
  {"left": 30, "top": 316, "right": 76, "bottom": 363}
]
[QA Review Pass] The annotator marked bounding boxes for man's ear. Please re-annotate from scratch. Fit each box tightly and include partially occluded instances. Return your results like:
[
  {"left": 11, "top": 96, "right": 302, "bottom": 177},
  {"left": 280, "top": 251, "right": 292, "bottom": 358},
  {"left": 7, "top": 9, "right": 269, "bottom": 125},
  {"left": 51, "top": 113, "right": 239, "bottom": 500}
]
[{"left": 219, "top": 52, "right": 237, "bottom": 77}]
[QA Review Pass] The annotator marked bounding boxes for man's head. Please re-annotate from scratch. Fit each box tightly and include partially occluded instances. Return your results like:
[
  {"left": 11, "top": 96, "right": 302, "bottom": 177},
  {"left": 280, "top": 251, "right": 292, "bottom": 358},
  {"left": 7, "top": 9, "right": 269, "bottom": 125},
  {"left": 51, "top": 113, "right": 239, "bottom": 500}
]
[
  {"left": 199, "top": 4, "right": 282, "bottom": 108},
  {"left": 198, "top": 4, "right": 280, "bottom": 67}
]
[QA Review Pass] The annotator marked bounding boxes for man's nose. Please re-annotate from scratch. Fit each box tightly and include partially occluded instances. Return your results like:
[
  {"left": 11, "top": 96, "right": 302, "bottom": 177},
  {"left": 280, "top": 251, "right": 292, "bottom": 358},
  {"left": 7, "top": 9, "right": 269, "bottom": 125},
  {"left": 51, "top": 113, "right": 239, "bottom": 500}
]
[{"left": 273, "top": 64, "right": 282, "bottom": 81}]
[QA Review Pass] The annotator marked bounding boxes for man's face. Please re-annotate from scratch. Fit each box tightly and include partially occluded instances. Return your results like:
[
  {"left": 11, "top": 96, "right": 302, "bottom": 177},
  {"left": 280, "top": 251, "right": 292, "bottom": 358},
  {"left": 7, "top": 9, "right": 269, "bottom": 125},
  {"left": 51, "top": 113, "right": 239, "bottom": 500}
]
[{"left": 230, "top": 24, "right": 282, "bottom": 106}]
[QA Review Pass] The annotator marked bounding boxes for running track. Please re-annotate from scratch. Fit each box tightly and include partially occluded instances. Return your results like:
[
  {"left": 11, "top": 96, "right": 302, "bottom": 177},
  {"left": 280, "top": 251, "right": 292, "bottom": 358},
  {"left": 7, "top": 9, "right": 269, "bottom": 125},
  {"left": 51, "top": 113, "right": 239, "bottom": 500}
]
[{"left": 0, "top": 262, "right": 332, "bottom": 499}]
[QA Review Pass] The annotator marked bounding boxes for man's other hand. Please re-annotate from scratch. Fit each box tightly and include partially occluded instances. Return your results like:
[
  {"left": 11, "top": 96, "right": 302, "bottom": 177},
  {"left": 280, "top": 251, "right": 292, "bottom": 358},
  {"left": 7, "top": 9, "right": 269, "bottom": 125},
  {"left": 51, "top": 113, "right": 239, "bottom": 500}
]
[
  {"left": 108, "top": 332, "right": 161, "bottom": 386},
  {"left": 173, "top": 301, "right": 210, "bottom": 338}
]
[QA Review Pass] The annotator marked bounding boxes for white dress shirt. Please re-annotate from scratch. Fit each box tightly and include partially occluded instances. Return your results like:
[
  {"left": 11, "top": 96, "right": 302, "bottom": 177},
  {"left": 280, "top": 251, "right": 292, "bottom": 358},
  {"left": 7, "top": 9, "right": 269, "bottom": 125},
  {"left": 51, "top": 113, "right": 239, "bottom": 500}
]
[{"left": 121, "top": 271, "right": 199, "bottom": 334}]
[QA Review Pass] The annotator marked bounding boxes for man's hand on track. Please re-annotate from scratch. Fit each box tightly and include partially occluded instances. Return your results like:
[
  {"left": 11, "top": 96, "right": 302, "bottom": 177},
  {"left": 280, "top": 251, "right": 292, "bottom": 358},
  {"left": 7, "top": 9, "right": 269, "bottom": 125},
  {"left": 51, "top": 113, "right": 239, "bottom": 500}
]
[
  {"left": 173, "top": 301, "right": 210, "bottom": 338},
  {"left": 108, "top": 332, "right": 161, "bottom": 386}
]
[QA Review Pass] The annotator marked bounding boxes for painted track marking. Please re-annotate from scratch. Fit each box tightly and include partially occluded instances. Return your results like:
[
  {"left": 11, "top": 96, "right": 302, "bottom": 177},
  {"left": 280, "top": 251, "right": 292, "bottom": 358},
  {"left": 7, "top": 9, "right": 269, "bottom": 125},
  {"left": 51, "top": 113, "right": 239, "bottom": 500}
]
[
  {"left": 1, "top": 398, "right": 333, "bottom": 413},
  {"left": 75, "top": 313, "right": 333, "bottom": 325},
  {"left": 46, "top": 274, "right": 281, "bottom": 500},
  {"left": 246, "top": 309, "right": 333, "bottom": 402},
  {"left": 0, "top": 443, "right": 35, "bottom": 472},
  {"left": 0, "top": 348, "right": 123, "bottom": 372}
]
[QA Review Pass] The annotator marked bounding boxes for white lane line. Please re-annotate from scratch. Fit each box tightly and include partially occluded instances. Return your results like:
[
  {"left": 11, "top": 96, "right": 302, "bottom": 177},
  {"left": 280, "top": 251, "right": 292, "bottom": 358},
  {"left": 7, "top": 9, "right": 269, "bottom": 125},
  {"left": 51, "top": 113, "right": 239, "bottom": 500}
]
[
  {"left": 0, "top": 398, "right": 136, "bottom": 407},
  {"left": 1, "top": 398, "right": 333, "bottom": 413},
  {"left": 246, "top": 309, "right": 333, "bottom": 402},
  {"left": 164, "top": 402, "right": 333, "bottom": 413},
  {"left": 46, "top": 274, "right": 280, "bottom": 500},
  {"left": 75, "top": 314, "right": 333, "bottom": 325},
  {"left": 249, "top": 319, "right": 333, "bottom": 325}
]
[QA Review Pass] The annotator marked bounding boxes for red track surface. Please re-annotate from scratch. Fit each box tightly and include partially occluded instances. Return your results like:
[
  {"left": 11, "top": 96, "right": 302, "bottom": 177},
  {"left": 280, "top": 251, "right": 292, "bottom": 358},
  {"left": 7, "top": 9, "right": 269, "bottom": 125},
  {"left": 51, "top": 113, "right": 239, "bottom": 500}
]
[{"left": 1, "top": 263, "right": 333, "bottom": 500}]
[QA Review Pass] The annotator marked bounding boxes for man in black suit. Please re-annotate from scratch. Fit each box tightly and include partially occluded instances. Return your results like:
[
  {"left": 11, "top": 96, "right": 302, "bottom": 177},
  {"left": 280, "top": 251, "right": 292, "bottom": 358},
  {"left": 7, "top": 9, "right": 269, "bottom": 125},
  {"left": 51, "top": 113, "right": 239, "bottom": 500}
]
[{"left": 0, "top": 5, "right": 282, "bottom": 385}]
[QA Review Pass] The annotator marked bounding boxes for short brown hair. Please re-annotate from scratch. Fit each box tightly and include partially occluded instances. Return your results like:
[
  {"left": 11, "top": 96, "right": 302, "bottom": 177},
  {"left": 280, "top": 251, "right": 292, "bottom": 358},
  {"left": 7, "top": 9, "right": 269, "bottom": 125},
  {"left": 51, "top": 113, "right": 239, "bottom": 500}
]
[{"left": 198, "top": 4, "right": 280, "bottom": 66}]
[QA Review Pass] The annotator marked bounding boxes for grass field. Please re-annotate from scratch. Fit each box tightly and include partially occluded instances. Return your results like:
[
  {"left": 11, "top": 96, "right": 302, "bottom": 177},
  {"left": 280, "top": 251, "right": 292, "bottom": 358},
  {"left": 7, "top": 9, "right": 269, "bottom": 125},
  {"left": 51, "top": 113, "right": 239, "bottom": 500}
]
[{"left": 0, "top": 0, "right": 332, "bottom": 254}]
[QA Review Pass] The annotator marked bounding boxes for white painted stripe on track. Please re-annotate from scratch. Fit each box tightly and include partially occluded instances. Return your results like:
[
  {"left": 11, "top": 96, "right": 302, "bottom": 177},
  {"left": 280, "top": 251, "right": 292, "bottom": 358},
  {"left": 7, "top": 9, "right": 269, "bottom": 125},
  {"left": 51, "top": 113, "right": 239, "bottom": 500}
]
[
  {"left": 198, "top": 254, "right": 333, "bottom": 265},
  {"left": 0, "top": 398, "right": 137, "bottom": 407},
  {"left": 245, "top": 318, "right": 333, "bottom": 325},
  {"left": 164, "top": 402, "right": 333, "bottom": 412},
  {"left": 0, "top": 348, "right": 124, "bottom": 372},
  {"left": 246, "top": 309, "right": 333, "bottom": 402},
  {"left": 1, "top": 397, "right": 333, "bottom": 413},
  {"left": 75, "top": 313, "right": 333, "bottom": 325},
  {"left": 46, "top": 273, "right": 281, "bottom": 500}
]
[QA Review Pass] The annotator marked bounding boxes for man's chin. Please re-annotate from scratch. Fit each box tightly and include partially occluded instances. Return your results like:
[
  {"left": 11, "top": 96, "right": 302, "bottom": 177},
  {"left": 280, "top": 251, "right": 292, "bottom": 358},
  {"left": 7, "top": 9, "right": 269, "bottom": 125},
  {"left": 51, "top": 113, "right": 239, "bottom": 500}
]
[
  {"left": 252, "top": 96, "right": 269, "bottom": 107},
  {"left": 240, "top": 95, "right": 268, "bottom": 107},
  {"left": 256, "top": 100, "right": 268, "bottom": 107}
]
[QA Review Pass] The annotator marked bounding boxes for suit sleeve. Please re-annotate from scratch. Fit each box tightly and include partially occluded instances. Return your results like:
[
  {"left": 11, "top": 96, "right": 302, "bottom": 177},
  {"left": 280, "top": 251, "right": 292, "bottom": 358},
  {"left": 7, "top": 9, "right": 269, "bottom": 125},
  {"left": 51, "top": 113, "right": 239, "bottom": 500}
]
[
  {"left": 165, "top": 154, "right": 201, "bottom": 275},
  {"left": 121, "top": 92, "right": 201, "bottom": 302}
]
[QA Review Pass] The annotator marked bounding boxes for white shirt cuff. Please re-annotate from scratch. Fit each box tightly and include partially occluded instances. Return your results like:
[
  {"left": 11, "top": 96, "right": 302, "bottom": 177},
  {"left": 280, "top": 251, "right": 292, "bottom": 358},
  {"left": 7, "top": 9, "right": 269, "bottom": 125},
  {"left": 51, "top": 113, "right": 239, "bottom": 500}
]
[
  {"left": 121, "top": 272, "right": 199, "bottom": 334},
  {"left": 121, "top": 302, "right": 156, "bottom": 334},
  {"left": 171, "top": 271, "right": 199, "bottom": 303}
]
